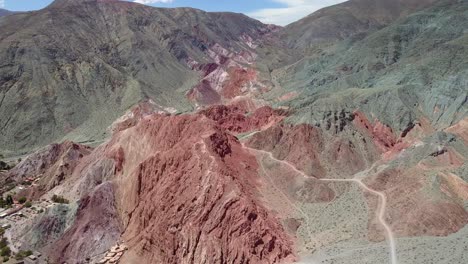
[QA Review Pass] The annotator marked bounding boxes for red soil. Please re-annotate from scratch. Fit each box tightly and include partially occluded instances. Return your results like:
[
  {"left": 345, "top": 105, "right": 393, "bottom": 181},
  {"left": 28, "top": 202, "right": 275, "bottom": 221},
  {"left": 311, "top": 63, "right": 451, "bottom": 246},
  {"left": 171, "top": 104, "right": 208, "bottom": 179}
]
[
  {"left": 112, "top": 100, "right": 170, "bottom": 133},
  {"left": 199, "top": 105, "right": 287, "bottom": 133},
  {"left": 353, "top": 111, "right": 397, "bottom": 152},
  {"left": 446, "top": 117, "right": 468, "bottom": 144},
  {"left": 366, "top": 167, "right": 468, "bottom": 241},
  {"left": 50, "top": 113, "right": 296, "bottom": 264},
  {"left": 221, "top": 67, "right": 257, "bottom": 99},
  {"left": 246, "top": 124, "right": 326, "bottom": 178}
]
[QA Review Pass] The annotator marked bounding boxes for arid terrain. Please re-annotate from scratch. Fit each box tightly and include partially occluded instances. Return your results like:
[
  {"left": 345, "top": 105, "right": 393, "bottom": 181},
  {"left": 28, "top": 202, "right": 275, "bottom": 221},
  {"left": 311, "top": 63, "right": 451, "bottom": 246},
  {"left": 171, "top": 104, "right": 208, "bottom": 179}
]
[{"left": 0, "top": 0, "right": 466, "bottom": 263}]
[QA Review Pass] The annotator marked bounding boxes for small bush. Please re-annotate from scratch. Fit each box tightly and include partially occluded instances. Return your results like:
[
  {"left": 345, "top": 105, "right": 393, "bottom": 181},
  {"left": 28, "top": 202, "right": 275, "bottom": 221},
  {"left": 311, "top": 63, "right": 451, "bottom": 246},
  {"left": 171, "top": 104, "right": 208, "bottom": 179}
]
[
  {"left": 51, "top": 195, "right": 69, "bottom": 204},
  {"left": 24, "top": 201, "right": 32, "bottom": 208},
  {"left": 0, "top": 161, "right": 10, "bottom": 171},
  {"left": 0, "top": 246, "right": 10, "bottom": 257},
  {"left": 18, "top": 197, "right": 27, "bottom": 204},
  {"left": 3, "top": 256, "right": 9, "bottom": 262},
  {"left": 15, "top": 250, "right": 32, "bottom": 260},
  {"left": 0, "top": 238, "right": 6, "bottom": 249}
]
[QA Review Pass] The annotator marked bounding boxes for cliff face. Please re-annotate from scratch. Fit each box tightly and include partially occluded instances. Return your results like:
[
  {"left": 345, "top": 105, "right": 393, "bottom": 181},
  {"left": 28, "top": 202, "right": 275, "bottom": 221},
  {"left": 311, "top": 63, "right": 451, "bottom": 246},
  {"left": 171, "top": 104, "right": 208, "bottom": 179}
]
[
  {"left": 37, "top": 113, "right": 296, "bottom": 264},
  {"left": 115, "top": 115, "right": 295, "bottom": 263}
]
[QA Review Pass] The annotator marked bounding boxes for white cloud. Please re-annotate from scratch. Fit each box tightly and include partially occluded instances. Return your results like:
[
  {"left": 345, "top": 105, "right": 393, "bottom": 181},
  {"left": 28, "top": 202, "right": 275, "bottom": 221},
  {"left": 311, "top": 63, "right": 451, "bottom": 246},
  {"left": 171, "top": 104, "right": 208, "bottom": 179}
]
[
  {"left": 133, "top": 0, "right": 174, "bottom": 4},
  {"left": 248, "top": 0, "right": 347, "bottom": 26},
  {"left": 0, "top": 0, "right": 4, "bottom": 9}
]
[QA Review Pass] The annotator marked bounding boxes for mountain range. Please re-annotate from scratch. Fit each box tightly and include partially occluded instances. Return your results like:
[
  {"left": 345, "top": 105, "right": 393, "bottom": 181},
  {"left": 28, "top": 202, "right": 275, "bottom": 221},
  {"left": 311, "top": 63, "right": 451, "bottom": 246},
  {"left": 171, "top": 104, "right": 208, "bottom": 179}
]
[{"left": 0, "top": 0, "right": 466, "bottom": 263}]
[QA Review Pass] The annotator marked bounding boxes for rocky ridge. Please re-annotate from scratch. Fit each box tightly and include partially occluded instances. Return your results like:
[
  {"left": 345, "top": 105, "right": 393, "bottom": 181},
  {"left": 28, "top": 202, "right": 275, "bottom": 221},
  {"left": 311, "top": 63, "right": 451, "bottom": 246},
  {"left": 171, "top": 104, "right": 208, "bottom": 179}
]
[{"left": 0, "top": 0, "right": 467, "bottom": 264}]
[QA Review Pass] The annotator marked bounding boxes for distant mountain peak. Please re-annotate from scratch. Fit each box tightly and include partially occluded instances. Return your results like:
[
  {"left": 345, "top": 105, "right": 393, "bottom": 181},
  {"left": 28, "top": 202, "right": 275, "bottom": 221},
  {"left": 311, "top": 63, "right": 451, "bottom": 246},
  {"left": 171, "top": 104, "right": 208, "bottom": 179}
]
[
  {"left": 49, "top": 0, "right": 119, "bottom": 8},
  {"left": 0, "top": 8, "right": 13, "bottom": 17}
]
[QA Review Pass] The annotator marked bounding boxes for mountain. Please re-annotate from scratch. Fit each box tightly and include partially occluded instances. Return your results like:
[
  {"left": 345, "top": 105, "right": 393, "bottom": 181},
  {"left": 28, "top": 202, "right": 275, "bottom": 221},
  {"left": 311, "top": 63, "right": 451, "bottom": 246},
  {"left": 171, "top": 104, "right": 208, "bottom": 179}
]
[
  {"left": 0, "top": 0, "right": 467, "bottom": 264},
  {"left": 0, "top": 0, "right": 275, "bottom": 156},
  {"left": 0, "top": 9, "right": 13, "bottom": 17},
  {"left": 273, "top": 0, "right": 467, "bottom": 132},
  {"left": 282, "top": 0, "right": 439, "bottom": 49}
]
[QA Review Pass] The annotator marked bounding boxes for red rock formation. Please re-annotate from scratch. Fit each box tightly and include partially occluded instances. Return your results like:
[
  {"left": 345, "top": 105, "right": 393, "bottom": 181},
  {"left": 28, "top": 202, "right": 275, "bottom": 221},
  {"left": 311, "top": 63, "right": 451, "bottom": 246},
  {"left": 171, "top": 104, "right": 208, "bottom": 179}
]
[
  {"left": 221, "top": 67, "right": 257, "bottom": 99},
  {"left": 111, "top": 100, "right": 172, "bottom": 133},
  {"left": 199, "top": 105, "right": 287, "bottom": 133},
  {"left": 186, "top": 38, "right": 269, "bottom": 107},
  {"left": 48, "top": 113, "right": 296, "bottom": 264},
  {"left": 353, "top": 111, "right": 397, "bottom": 152},
  {"left": 352, "top": 111, "right": 438, "bottom": 162},
  {"left": 246, "top": 124, "right": 326, "bottom": 178},
  {"left": 111, "top": 114, "right": 296, "bottom": 264}
]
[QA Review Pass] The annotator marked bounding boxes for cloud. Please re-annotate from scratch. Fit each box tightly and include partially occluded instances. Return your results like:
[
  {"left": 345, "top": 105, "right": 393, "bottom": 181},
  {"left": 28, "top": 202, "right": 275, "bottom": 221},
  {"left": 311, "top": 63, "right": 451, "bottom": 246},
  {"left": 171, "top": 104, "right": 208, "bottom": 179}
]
[
  {"left": 248, "top": 0, "right": 347, "bottom": 26},
  {"left": 0, "top": 0, "right": 4, "bottom": 9},
  {"left": 133, "top": 0, "right": 174, "bottom": 4}
]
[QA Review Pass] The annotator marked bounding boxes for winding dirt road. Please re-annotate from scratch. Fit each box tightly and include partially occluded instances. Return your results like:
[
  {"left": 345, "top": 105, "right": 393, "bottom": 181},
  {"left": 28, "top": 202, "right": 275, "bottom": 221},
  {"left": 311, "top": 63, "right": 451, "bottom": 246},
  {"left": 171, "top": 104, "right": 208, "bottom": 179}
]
[{"left": 243, "top": 145, "right": 398, "bottom": 264}]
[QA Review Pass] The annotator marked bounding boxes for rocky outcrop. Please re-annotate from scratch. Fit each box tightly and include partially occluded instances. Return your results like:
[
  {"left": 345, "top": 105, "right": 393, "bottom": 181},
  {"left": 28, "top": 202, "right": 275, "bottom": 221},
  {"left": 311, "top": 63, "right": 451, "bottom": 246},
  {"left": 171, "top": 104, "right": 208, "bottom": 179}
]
[
  {"left": 4, "top": 141, "right": 92, "bottom": 198},
  {"left": 1, "top": 1, "right": 467, "bottom": 263},
  {"left": 199, "top": 105, "right": 287, "bottom": 133},
  {"left": 48, "top": 182, "right": 122, "bottom": 263},
  {"left": 246, "top": 124, "right": 326, "bottom": 178},
  {"left": 187, "top": 45, "right": 269, "bottom": 106},
  {"left": 35, "top": 113, "right": 296, "bottom": 264},
  {"left": 109, "top": 114, "right": 296, "bottom": 264}
]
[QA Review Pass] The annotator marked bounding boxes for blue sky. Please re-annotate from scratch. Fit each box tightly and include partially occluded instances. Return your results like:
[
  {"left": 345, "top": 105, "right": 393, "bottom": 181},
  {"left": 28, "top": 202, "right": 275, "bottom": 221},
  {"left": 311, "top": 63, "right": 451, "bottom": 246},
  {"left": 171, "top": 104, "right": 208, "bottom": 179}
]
[{"left": 1, "top": 0, "right": 347, "bottom": 25}]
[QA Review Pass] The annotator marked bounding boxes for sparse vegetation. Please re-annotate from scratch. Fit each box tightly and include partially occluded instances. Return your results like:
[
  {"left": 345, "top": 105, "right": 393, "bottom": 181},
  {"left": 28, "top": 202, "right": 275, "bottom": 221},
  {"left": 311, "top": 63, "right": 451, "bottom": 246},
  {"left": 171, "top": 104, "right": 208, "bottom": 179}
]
[
  {"left": 0, "top": 161, "right": 10, "bottom": 171},
  {"left": 14, "top": 250, "right": 32, "bottom": 260},
  {"left": 52, "top": 195, "right": 69, "bottom": 204},
  {"left": 18, "top": 197, "right": 27, "bottom": 204},
  {"left": 0, "top": 196, "right": 13, "bottom": 208},
  {"left": 22, "top": 181, "right": 32, "bottom": 186},
  {"left": 0, "top": 246, "right": 10, "bottom": 257},
  {"left": 24, "top": 201, "right": 32, "bottom": 208},
  {"left": 0, "top": 238, "right": 7, "bottom": 249},
  {"left": 0, "top": 180, "right": 16, "bottom": 194},
  {"left": 0, "top": 226, "right": 11, "bottom": 260}
]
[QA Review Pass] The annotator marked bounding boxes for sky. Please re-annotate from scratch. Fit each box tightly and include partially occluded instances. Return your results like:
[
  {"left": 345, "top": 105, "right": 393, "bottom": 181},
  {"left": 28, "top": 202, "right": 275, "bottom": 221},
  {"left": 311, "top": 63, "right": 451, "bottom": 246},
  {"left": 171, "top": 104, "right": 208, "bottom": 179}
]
[{"left": 0, "top": 0, "right": 347, "bottom": 26}]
